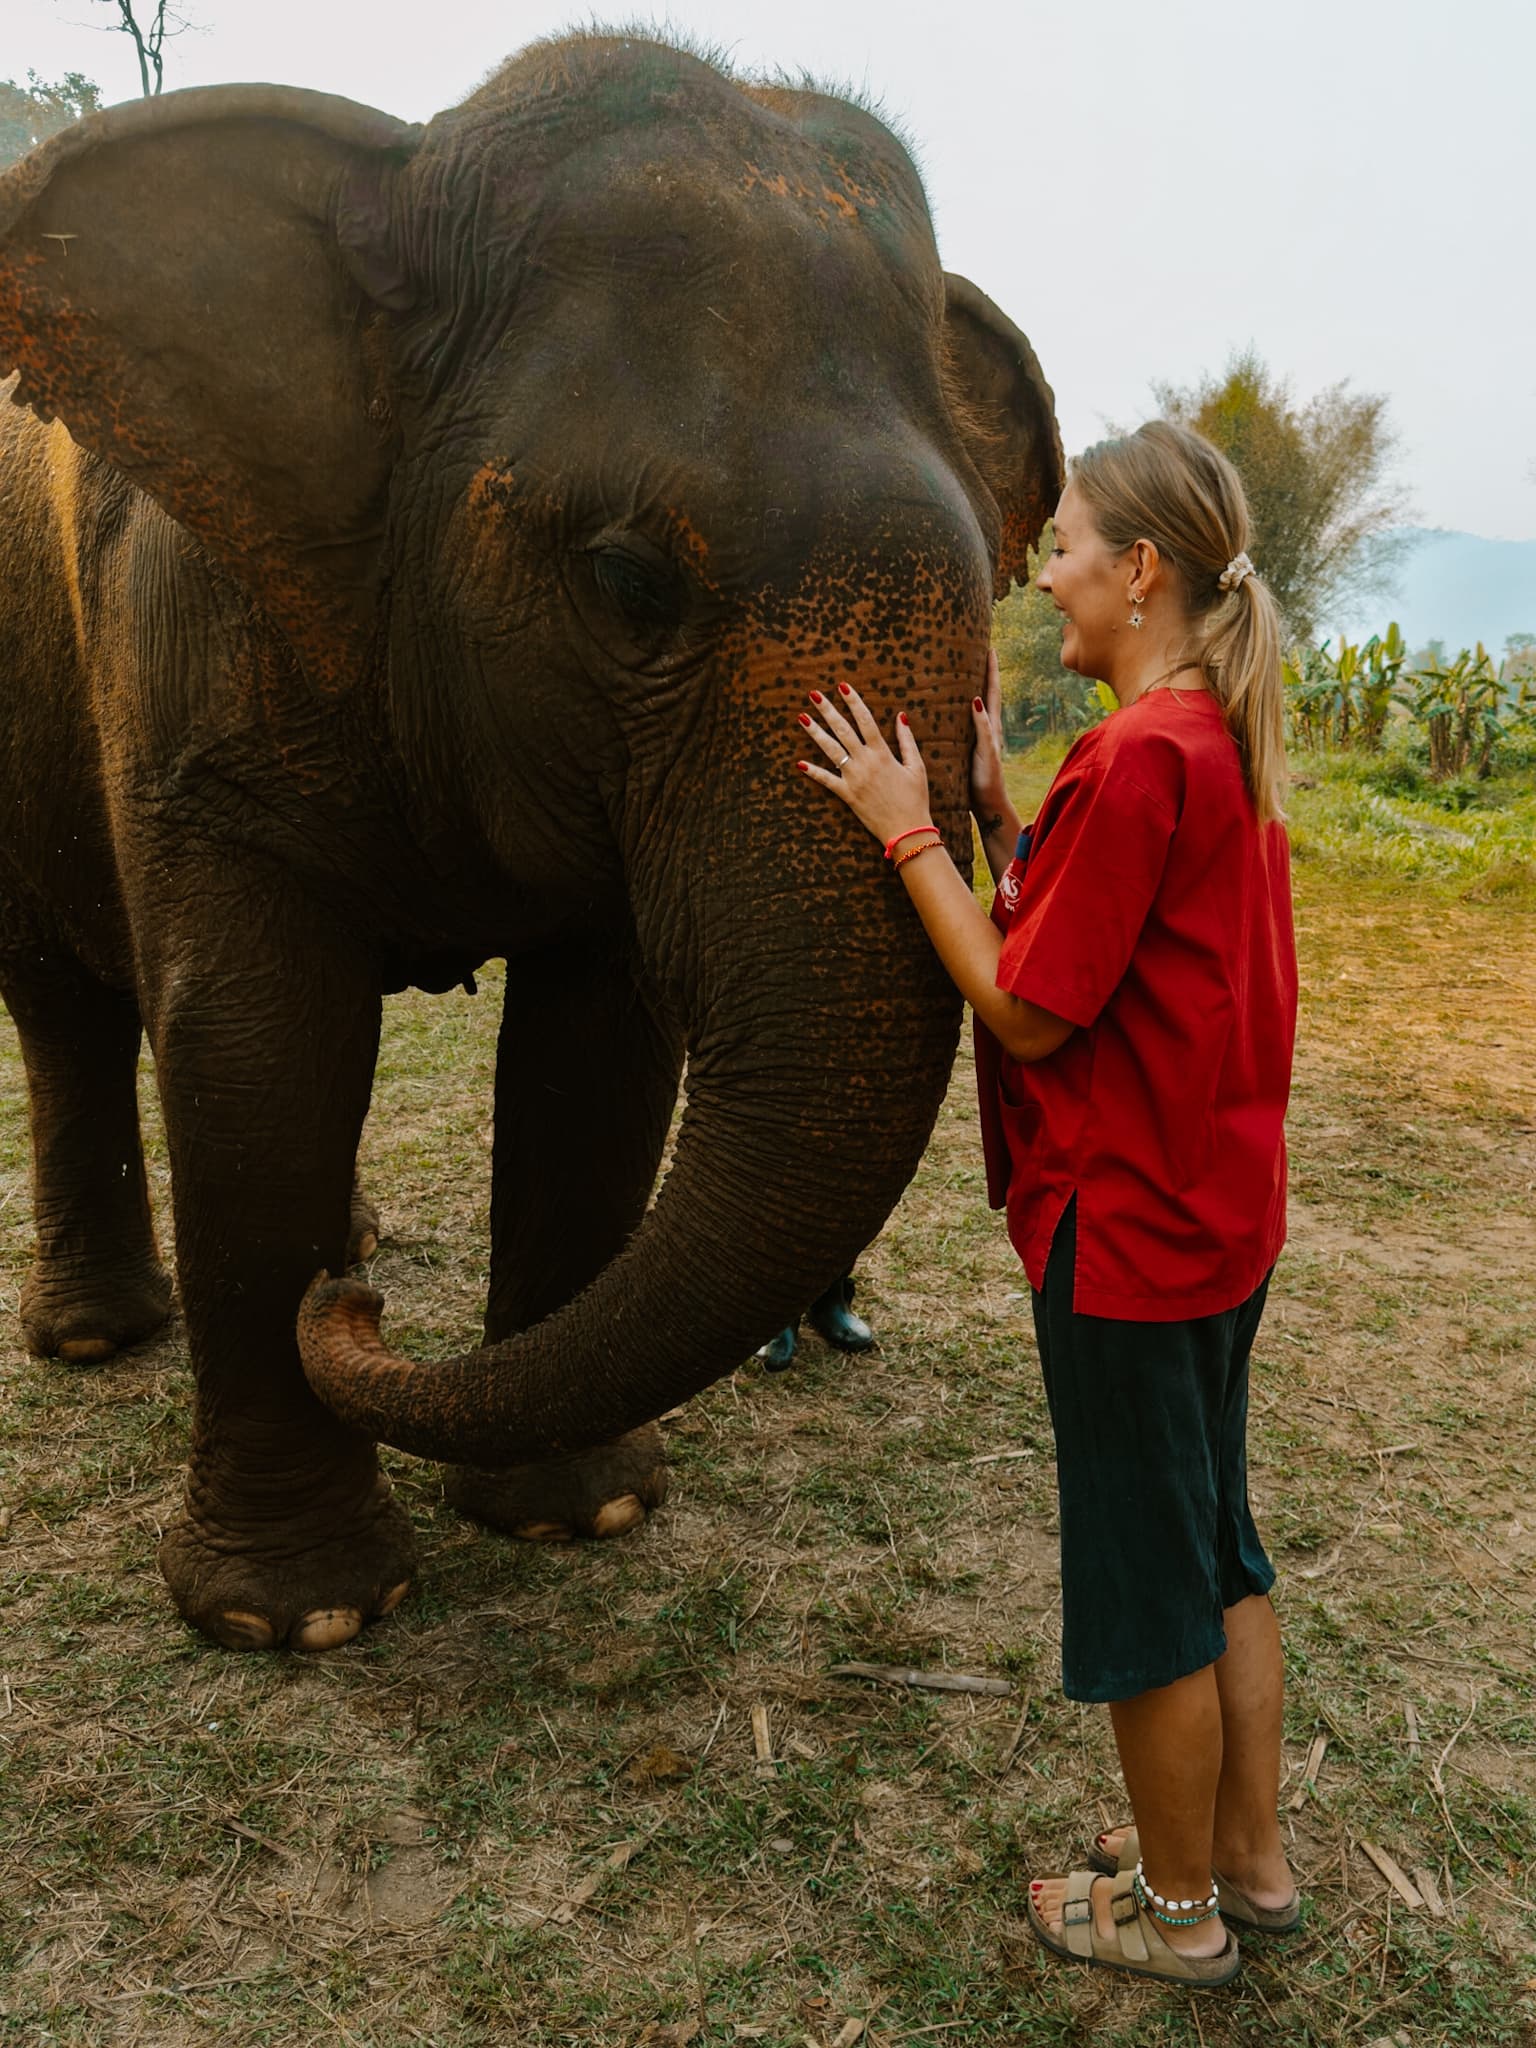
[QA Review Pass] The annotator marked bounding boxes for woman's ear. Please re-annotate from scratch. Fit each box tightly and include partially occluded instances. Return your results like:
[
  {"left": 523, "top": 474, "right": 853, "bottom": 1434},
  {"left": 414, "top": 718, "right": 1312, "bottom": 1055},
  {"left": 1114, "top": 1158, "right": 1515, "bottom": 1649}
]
[
  {"left": 0, "top": 85, "right": 421, "bottom": 680},
  {"left": 942, "top": 272, "right": 1064, "bottom": 600}
]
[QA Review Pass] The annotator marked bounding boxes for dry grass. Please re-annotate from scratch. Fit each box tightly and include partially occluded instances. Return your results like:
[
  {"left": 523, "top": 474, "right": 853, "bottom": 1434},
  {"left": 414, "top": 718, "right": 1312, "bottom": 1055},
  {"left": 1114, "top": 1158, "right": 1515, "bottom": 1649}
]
[{"left": 1, "top": 760, "right": 1534, "bottom": 2046}]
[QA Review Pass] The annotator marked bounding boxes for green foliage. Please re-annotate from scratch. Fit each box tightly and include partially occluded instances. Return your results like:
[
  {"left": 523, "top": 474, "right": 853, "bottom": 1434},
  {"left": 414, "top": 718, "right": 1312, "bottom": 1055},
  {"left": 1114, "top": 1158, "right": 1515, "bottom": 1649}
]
[
  {"left": 991, "top": 527, "right": 1108, "bottom": 744},
  {"left": 1410, "top": 644, "right": 1519, "bottom": 780},
  {"left": 1286, "top": 623, "right": 1534, "bottom": 780},
  {"left": 0, "top": 69, "right": 102, "bottom": 168},
  {"left": 1283, "top": 622, "right": 1408, "bottom": 752},
  {"left": 1155, "top": 348, "right": 1411, "bottom": 642}
]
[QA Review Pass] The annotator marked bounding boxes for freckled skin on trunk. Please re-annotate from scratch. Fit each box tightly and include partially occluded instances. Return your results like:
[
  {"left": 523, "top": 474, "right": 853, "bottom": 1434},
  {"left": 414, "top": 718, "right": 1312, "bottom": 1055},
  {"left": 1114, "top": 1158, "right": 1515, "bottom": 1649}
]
[{"left": 0, "top": 36, "right": 1061, "bottom": 1650}]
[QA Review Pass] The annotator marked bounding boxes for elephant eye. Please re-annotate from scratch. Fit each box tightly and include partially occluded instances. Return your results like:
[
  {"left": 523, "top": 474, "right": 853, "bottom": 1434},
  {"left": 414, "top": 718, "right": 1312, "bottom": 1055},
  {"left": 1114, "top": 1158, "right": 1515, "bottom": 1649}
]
[{"left": 589, "top": 541, "right": 682, "bottom": 631}]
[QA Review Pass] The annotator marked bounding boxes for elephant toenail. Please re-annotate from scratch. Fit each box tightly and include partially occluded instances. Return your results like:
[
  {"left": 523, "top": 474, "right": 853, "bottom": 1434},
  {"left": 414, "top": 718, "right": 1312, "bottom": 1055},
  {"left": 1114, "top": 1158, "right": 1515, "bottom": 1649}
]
[
  {"left": 512, "top": 1521, "right": 574, "bottom": 1543},
  {"left": 376, "top": 1579, "right": 411, "bottom": 1616},
  {"left": 292, "top": 1607, "right": 362, "bottom": 1651},
  {"left": 215, "top": 1610, "right": 277, "bottom": 1651},
  {"left": 591, "top": 1494, "right": 646, "bottom": 1538},
  {"left": 59, "top": 1336, "right": 116, "bottom": 1365}
]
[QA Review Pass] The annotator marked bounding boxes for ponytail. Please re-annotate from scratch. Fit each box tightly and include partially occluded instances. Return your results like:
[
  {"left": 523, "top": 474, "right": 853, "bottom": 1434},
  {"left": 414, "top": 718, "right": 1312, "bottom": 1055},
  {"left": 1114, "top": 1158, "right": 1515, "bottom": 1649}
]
[{"left": 1071, "top": 420, "right": 1289, "bottom": 823}]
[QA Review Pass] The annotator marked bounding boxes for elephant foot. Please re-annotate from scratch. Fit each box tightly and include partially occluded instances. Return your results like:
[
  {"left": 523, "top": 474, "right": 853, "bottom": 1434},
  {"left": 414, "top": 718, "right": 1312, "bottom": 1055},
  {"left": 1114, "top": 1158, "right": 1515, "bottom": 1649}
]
[
  {"left": 443, "top": 1422, "right": 669, "bottom": 1541},
  {"left": 806, "top": 1275, "right": 875, "bottom": 1353},
  {"left": 22, "top": 1257, "right": 174, "bottom": 1365},
  {"left": 348, "top": 1185, "right": 381, "bottom": 1265},
  {"left": 160, "top": 1463, "right": 418, "bottom": 1652}
]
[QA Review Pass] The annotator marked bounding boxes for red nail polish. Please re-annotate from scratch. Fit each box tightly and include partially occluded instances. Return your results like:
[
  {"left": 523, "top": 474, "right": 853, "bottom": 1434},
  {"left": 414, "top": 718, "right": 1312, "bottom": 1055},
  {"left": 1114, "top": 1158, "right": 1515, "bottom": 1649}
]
[
  {"left": 798, "top": 712, "right": 811, "bottom": 727},
  {"left": 838, "top": 682, "right": 852, "bottom": 696},
  {"left": 809, "top": 690, "right": 824, "bottom": 703},
  {"left": 796, "top": 760, "right": 810, "bottom": 773},
  {"left": 898, "top": 712, "right": 910, "bottom": 726},
  {"left": 974, "top": 697, "right": 985, "bottom": 711}
]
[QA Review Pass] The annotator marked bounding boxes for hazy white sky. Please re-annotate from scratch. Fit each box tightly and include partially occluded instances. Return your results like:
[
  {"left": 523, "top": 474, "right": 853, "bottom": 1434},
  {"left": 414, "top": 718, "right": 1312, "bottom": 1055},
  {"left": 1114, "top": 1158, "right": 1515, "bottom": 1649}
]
[{"left": 12, "top": 0, "right": 1536, "bottom": 542}]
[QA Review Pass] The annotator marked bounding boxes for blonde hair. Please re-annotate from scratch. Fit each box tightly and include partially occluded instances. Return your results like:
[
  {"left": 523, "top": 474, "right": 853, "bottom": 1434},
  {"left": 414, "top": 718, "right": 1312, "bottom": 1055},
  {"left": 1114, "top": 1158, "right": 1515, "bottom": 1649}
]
[{"left": 1071, "top": 420, "right": 1287, "bottom": 823}]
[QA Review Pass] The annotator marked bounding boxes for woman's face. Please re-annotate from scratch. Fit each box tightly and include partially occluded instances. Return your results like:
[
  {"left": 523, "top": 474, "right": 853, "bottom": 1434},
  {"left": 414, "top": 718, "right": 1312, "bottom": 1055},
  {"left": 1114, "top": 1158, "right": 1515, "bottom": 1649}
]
[{"left": 1035, "top": 482, "right": 1127, "bottom": 680}]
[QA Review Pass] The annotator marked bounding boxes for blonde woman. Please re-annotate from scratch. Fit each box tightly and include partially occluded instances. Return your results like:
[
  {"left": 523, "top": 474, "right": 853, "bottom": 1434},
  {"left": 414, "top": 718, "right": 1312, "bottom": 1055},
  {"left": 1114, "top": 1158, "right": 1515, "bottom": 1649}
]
[{"left": 798, "top": 421, "right": 1299, "bottom": 1989}]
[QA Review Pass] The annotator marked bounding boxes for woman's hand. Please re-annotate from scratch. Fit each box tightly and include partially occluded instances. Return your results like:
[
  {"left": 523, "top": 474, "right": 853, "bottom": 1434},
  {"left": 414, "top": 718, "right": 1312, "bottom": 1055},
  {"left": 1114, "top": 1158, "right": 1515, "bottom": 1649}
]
[
  {"left": 969, "top": 649, "right": 1008, "bottom": 826},
  {"left": 797, "top": 683, "right": 933, "bottom": 847}
]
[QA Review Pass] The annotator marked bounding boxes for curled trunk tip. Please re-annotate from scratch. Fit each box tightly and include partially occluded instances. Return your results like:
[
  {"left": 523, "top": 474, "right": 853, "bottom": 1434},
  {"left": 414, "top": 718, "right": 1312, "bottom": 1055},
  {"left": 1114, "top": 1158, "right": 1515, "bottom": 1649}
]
[{"left": 298, "top": 1272, "right": 394, "bottom": 1419}]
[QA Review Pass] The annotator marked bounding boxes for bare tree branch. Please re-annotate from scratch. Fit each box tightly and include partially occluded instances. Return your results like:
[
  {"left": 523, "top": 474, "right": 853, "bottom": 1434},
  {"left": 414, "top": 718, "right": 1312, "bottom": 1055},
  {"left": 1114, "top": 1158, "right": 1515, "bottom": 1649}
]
[{"left": 77, "top": 1, "right": 198, "bottom": 98}]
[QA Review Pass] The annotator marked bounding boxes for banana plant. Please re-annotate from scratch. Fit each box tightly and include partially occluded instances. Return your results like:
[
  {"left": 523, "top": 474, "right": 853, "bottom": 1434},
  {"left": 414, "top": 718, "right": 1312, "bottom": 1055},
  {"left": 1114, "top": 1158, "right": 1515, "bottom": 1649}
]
[
  {"left": 1410, "top": 644, "right": 1507, "bottom": 779},
  {"left": 1355, "top": 622, "right": 1408, "bottom": 751}
]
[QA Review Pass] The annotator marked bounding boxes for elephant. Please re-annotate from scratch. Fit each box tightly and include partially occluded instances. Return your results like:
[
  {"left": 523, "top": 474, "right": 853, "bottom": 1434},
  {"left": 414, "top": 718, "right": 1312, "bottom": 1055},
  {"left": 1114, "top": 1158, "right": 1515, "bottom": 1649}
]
[{"left": 0, "top": 31, "right": 1061, "bottom": 1650}]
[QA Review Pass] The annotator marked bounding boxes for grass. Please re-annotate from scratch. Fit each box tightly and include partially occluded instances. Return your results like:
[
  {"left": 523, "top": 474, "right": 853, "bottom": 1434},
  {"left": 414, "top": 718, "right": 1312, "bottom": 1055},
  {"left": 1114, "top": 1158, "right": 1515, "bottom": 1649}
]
[
  {"left": 1286, "top": 740, "right": 1536, "bottom": 896},
  {"left": 1, "top": 745, "right": 1534, "bottom": 2045}
]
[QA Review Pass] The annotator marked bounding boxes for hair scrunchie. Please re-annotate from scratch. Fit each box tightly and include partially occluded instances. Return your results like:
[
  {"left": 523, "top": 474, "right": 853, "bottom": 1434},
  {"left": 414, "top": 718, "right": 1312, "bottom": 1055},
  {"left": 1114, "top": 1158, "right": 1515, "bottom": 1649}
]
[{"left": 1218, "top": 552, "right": 1256, "bottom": 593}]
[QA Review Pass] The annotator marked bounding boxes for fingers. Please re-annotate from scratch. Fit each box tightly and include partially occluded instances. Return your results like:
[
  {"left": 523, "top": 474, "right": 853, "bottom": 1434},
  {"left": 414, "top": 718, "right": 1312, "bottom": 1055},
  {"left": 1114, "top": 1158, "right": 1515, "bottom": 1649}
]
[
  {"left": 808, "top": 687, "right": 860, "bottom": 754},
  {"left": 838, "top": 682, "right": 884, "bottom": 747},
  {"left": 985, "top": 648, "right": 1002, "bottom": 723},
  {"left": 797, "top": 709, "right": 852, "bottom": 767},
  {"left": 895, "top": 713, "right": 921, "bottom": 766}
]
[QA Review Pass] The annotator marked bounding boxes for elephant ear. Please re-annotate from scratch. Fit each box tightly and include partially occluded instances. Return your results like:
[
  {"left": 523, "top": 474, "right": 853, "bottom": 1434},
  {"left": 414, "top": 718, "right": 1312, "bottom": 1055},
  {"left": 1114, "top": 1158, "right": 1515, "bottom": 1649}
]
[
  {"left": 0, "top": 86, "right": 420, "bottom": 683},
  {"left": 942, "top": 272, "right": 1063, "bottom": 600}
]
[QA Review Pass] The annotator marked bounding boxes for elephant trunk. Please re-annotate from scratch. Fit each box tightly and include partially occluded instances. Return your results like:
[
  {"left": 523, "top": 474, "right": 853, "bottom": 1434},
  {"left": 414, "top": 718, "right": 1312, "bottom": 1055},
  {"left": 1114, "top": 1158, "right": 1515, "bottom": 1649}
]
[{"left": 299, "top": 936, "right": 962, "bottom": 1463}]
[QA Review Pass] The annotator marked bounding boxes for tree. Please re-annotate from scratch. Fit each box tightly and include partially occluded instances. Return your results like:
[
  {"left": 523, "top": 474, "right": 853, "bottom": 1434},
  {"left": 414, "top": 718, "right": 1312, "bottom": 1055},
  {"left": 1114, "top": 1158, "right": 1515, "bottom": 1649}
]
[
  {"left": 1153, "top": 349, "right": 1412, "bottom": 644},
  {"left": 1502, "top": 632, "right": 1536, "bottom": 688},
  {"left": 0, "top": 69, "right": 102, "bottom": 168},
  {"left": 86, "top": 1, "right": 197, "bottom": 99}
]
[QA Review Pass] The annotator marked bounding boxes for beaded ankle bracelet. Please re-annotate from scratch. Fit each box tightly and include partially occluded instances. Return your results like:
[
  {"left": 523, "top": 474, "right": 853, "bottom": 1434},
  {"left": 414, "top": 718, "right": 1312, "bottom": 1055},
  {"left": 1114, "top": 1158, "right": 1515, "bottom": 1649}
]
[{"left": 1132, "top": 1862, "right": 1221, "bottom": 1927}]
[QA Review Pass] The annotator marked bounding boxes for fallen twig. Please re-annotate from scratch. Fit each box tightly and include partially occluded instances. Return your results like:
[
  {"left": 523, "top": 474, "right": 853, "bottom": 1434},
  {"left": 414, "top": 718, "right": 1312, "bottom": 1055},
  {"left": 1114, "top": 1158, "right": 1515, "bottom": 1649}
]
[
  {"left": 1358, "top": 1839, "right": 1425, "bottom": 1910},
  {"left": 995, "top": 1689, "right": 1033, "bottom": 1778},
  {"left": 549, "top": 1824, "right": 663, "bottom": 1924},
  {"left": 829, "top": 1663, "right": 1013, "bottom": 1698},
  {"left": 751, "top": 1701, "right": 776, "bottom": 1777},
  {"left": 1288, "top": 1731, "right": 1329, "bottom": 1812}
]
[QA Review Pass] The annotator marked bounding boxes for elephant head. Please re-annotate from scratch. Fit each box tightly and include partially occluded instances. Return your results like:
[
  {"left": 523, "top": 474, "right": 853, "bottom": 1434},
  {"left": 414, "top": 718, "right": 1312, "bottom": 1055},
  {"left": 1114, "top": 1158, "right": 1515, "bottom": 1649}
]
[{"left": 0, "top": 35, "right": 1061, "bottom": 1465}]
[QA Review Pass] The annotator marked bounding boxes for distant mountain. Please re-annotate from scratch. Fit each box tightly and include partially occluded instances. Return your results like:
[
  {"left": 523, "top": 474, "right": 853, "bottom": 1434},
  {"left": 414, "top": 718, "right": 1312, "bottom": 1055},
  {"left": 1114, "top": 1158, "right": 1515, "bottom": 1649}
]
[{"left": 1329, "top": 529, "right": 1536, "bottom": 656}]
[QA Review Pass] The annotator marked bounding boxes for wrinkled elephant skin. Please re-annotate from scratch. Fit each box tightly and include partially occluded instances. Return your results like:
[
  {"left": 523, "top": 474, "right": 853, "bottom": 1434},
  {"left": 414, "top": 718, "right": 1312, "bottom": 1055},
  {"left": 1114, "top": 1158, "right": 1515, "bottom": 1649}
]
[{"left": 0, "top": 35, "right": 1062, "bottom": 1648}]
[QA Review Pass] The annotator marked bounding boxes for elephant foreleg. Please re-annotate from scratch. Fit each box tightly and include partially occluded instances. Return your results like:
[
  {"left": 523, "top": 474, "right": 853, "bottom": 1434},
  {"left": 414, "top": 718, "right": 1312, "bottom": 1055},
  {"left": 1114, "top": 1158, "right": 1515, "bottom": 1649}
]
[
  {"left": 1, "top": 948, "right": 171, "bottom": 1362},
  {"left": 443, "top": 943, "right": 683, "bottom": 1539},
  {"left": 133, "top": 872, "right": 416, "bottom": 1650}
]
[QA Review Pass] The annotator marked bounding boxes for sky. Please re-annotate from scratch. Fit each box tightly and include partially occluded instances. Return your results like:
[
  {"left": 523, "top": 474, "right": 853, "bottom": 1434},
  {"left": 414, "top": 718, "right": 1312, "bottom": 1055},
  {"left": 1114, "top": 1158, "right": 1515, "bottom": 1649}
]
[{"left": 11, "top": 0, "right": 1536, "bottom": 563}]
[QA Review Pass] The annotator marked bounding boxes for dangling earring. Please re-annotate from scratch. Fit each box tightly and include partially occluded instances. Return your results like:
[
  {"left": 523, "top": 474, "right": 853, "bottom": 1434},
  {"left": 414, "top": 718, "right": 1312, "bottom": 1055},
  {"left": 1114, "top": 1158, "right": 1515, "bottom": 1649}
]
[{"left": 1129, "top": 591, "right": 1145, "bottom": 629}]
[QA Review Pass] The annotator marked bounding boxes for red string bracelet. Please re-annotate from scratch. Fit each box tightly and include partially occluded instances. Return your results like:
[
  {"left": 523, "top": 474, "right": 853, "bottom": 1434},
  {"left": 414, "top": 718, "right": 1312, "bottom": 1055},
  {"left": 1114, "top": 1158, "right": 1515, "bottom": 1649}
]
[
  {"left": 893, "top": 835, "right": 944, "bottom": 870},
  {"left": 884, "top": 825, "right": 940, "bottom": 860}
]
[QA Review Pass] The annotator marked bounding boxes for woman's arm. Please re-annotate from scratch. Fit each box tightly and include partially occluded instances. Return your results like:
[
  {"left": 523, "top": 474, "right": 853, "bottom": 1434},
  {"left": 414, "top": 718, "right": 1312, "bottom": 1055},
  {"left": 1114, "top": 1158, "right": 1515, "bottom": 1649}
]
[
  {"left": 796, "top": 675, "right": 1071, "bottom": 1065},
  {"left": 887, "top": 837, "right": 1074, "bottom": 1062}
]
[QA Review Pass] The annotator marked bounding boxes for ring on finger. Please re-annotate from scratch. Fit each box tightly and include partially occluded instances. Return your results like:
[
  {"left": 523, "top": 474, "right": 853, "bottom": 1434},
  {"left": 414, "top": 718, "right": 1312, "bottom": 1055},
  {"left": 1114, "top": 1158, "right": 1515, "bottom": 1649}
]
[{"left": 839, "top": 750, "right": 851, "bottom": 766}]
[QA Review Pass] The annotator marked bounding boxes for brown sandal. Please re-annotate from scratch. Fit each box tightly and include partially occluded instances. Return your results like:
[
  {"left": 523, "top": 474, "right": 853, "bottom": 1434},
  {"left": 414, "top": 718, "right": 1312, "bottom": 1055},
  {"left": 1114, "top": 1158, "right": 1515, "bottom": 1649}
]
[
  {"left": 1087, "top": 1824, "right": 1302, "bottom": 1935},
  {"left": 1026, "top": 1868, "right": 1242, "bottom": 1988}
]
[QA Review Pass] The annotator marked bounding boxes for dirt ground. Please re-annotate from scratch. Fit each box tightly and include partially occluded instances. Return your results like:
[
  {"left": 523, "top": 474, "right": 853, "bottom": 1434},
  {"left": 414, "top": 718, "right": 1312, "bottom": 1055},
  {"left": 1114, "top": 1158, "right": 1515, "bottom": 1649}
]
[{"left": 1, "top": 833, "right": 1533, "bottom": 2047}]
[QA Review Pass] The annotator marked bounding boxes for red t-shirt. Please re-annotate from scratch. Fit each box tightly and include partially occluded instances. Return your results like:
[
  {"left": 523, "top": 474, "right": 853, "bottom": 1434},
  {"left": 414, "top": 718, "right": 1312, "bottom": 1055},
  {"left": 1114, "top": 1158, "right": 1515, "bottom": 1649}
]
[{"left": 975, "top": 689, "right": 1297, "bottom": 1320}]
